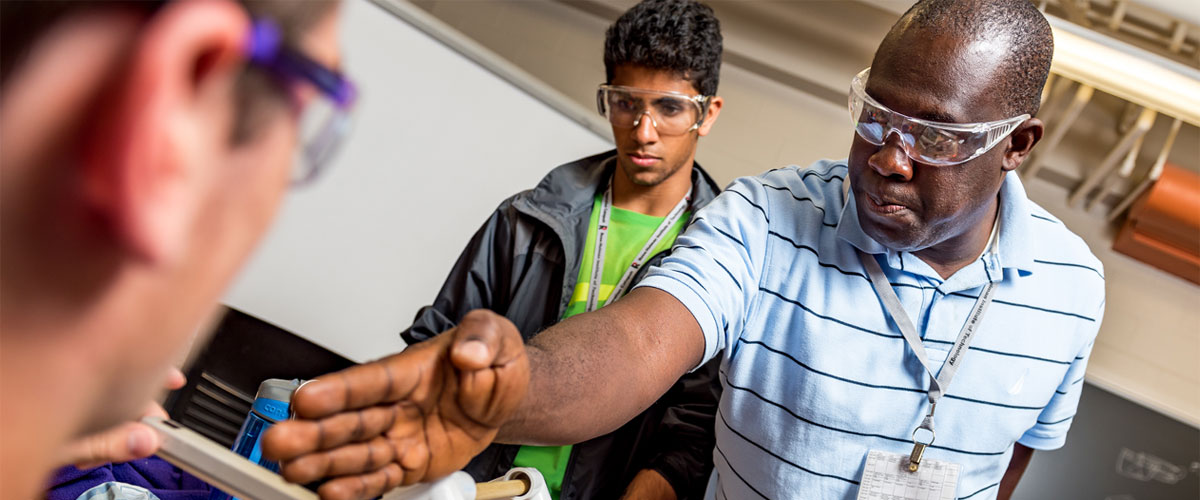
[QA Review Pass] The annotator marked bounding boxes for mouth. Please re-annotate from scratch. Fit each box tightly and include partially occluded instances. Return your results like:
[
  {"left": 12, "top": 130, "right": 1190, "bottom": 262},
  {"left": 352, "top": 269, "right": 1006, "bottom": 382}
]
[
  {"left": 864, "top": 193, "right": 909, "bottom": 215},
  {"left": 626, "top": 152, "right": 661, "bottom": 168}
]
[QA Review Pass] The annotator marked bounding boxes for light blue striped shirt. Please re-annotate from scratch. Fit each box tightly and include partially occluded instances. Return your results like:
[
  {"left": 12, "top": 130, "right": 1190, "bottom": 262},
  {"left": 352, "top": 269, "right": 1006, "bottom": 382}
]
[{"left": 636, "top": 160, "right": 1105, "bottom": 500}]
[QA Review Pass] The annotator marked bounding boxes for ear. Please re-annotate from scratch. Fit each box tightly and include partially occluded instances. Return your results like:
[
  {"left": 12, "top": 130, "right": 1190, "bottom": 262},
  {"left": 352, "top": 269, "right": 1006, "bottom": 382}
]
[
  {"left": 1001, "top": 117, "right": 1043, "bottom": 172},
  {"left": 81, "top": 0, "right": 249, "bottom": 265},
  {"left": 696, "top": 96, "right": 724, "bottom": 137}
]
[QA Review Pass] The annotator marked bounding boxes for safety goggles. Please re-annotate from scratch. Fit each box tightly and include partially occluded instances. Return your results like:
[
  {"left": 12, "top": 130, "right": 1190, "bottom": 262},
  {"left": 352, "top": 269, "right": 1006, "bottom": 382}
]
[
  {"left": 246, "top": 19, "right": 357, "bottom": 185},
  {"left": 596, "top": 85, "right": 711, "bottom": 136},
  {"left": 849, "top": 67, "right": 1029, "bottom": 166}
]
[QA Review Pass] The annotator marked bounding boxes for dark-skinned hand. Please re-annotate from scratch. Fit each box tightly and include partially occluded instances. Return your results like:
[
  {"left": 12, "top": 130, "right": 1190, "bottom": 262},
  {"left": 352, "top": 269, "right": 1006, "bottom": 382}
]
[{"left": 261, "top": 310, "right": 529, "bottom": 500}]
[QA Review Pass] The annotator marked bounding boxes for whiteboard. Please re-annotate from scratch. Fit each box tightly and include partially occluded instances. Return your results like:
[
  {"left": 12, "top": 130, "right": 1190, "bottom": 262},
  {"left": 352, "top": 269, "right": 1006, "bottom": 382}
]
[{"left": 224, "top": 0, "right": 611, "bottom": 362}]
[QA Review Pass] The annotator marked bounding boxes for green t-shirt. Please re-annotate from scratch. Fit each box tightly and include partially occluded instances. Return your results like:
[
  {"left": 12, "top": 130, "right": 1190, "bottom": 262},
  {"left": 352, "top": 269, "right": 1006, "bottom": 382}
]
[{"left": 511, "top": 193, "right": 689, "bottom": 499}]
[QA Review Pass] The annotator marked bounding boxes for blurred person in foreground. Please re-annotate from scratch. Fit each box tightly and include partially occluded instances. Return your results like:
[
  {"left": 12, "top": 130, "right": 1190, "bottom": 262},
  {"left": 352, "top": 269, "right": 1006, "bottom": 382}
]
[
  {"left": 0, "top": 0, "right": 351, "bottom": 498},
  {"left": 264, "top": 1, "right": 1105, "bottom": 499}
]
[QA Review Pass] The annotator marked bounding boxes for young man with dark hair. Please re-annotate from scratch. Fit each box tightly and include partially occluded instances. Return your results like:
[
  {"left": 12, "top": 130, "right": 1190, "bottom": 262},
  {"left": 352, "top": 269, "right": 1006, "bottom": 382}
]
[
  {"left": 0, "top": 1, "right": 350, "bottom": 499},
  {"left": 400, "top": 1, "right": 724, "bottom": 498}
]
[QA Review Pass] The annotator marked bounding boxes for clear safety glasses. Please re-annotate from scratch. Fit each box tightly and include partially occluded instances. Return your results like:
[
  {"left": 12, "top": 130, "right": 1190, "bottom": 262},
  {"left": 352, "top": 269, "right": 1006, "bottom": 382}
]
[
  {"left": 246, "top": 19, "right": 358, "bottom": 185},
  {"left": 849, "top": 67, "right": 1029, "bottom": 166},
  {"left": 597, "top": 85, "right": 711, "bottom": 136}
]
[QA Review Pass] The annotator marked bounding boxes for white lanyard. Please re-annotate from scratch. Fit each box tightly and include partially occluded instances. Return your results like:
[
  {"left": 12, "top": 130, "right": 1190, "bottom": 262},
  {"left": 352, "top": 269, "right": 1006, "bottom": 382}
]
[
  {"left": 585, "top": 180, "right": 692, "bottom": 312},
  {"left": 856, "top": 219, "right": 999, "bottom": 471}
]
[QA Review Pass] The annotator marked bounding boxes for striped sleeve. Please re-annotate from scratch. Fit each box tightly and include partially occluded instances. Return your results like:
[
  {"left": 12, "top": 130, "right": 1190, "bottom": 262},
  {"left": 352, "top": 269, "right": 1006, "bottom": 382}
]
[
  {"left": 635, "top": 176, "right": 771, "bottom": 369},
  {"left": 1019, "top": 299, "right": 1105, "bottom": 450}
]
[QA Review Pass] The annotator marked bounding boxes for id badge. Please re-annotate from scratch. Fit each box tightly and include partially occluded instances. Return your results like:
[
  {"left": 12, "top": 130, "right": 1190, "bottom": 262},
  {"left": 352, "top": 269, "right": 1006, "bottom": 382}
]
[{"left": 856, "top": 450, "right": 961, "bottom": 500}]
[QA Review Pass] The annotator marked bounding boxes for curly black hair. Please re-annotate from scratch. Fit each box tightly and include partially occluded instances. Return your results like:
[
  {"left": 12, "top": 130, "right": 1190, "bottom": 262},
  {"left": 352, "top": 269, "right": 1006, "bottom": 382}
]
[
  {"left": 881, "top": 0, "right": 1054, "bottom": 117},
  {"left": 603, "top": 0, "right": 723, "bottom": 96}
]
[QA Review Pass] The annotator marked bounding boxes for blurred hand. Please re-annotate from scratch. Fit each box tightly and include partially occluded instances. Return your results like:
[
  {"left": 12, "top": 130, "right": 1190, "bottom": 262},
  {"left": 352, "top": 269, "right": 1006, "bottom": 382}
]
[
  {"left": 262, "top": 310, "right": 529, "bottom": 500},
  {"left": 620, "top": 469, "right": 677, "bottom": 500},
  {"left": 59, "top": 368, "right": 186, "bottom": 469}
]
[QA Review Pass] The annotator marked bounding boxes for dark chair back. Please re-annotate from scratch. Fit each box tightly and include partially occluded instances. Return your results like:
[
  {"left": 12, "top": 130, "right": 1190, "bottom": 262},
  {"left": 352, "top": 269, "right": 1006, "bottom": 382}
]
[{"left": 163, "top": 308, "right": 356, "bottom": 447}]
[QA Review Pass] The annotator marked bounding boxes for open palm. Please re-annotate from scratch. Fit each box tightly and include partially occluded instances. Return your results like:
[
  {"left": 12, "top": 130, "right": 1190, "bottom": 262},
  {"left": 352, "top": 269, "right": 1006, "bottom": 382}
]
[{"left": 262, "top": 311, "right": 529, "bottom": 500}]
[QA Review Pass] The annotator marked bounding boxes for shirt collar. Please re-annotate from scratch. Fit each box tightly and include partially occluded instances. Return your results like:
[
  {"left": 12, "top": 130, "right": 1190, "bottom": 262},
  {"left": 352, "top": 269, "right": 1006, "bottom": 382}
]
[
  {"left": 995, "top": 172, "right": 1036, "bottom": 275},
  {"left": 837, "top": 171, "right": 1037, "bottom": 278}
]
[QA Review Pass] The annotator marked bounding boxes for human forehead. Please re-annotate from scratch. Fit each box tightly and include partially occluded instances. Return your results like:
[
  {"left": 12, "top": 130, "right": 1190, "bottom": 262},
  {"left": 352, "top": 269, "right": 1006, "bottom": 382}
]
[
  {"left": 610, "top": 65, "right": 700, "bottom": 96},
  {"left": 868, "top": 36, "right": 1010, "bottom": 123}
]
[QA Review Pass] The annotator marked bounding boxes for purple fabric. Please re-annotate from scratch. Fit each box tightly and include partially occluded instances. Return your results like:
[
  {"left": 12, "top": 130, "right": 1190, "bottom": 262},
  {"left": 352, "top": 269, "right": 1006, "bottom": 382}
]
[{"left": 47, "top": 456, "right": 212, "bottom": 500}]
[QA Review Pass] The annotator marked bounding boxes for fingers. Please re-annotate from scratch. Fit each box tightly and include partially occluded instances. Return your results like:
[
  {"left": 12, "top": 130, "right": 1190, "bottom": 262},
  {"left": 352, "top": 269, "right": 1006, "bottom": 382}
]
[
  {"left": 452, "top": 311, "right": 530, "bottom": 425},
  {"left": 264, "top": 342, "right": 440, "bottom": 477},
  {"left": 288, "top": 309, "right": 517, "bottom": 421},
  {"left": 278, "top": 435, "right": 396, "bottom": 484},
  {"left": 461, "top": 359, "right": 528, "bottom": 428},
  {"left": 274, "top": 404, "right": 431, "bottom": 491},
  {"left": 290, "top": 352, "right": 421, "bottom": 420},
  {"left": 261, "top": 310, "right": 527, "bottom": 498},
  {"left": 142, "top": 400, "right": 169, "bottom": 420},
  {"left": 263, "top": 405, "right": 398, "bottom": 462},
  {"left": 63, "top": 421, "right": 161, "bottom": 469},
  {"left": 164, "top": 366, "right": 186, "bottom": 390},
  {"left": 456, "top": 366, "right": 497, "bottom": 426},
  {"left": 449, "top": 310, "right": 516, "bottom": 371},
  {"left": 60, "top": 398, "right": 171, "bottom": 468},
  {"left": 315, "top": 463, "right": 404, "bottom": 500}
]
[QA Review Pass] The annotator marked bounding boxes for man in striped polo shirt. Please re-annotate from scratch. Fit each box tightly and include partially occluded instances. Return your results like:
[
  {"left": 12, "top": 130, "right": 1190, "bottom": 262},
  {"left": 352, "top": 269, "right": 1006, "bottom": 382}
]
[{"left": 264, "top": 1, "right": 1103, "bottom": 500}]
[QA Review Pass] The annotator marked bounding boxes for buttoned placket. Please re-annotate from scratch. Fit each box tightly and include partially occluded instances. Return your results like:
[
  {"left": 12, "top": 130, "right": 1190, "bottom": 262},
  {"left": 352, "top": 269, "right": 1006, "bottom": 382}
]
[{"left": 890, "top": 250, "right": 999, "bottom": 353}]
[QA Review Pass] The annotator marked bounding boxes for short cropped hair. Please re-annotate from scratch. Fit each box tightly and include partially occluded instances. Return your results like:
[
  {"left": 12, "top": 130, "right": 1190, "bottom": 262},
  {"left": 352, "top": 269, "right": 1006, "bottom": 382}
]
[
  {"left": 603, "top": 0, "right": 723, "bottom": 96},
  {"left": 0, "top": 0, "right": 335, "bottom": 143},
  {"left": 883, "top": 0, "right": 1054, "bottom": 117}
]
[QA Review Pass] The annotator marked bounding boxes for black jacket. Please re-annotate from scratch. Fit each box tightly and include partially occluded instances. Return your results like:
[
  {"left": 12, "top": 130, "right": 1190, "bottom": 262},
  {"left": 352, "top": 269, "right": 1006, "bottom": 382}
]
[{"left": 401, "top": 150, "right": 722, "bottom": 500}]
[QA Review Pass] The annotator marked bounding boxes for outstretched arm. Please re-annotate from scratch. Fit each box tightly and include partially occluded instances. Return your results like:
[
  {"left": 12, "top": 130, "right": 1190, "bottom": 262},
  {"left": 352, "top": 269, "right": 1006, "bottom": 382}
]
[
  {"left": 263, "top": 287, "right": 703, "bottom": 500},
  {"left": 499, "top": 287, "right": 703, "bottom": 445}
]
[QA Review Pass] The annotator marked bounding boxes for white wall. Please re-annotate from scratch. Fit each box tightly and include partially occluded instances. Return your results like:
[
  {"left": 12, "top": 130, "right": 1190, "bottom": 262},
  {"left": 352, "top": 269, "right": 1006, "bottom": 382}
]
[
  {"left": 413, "top": 0, "right": 861, "bottom": 187},
  {"left": 223, "top": 0, "right": 610, "bottom": 362}
]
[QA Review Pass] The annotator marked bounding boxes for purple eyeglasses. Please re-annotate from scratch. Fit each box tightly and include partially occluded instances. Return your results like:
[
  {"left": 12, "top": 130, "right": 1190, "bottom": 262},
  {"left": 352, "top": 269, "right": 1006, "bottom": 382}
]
[{"left": 245, "top": 19, "right": 357, "bottom": 185}]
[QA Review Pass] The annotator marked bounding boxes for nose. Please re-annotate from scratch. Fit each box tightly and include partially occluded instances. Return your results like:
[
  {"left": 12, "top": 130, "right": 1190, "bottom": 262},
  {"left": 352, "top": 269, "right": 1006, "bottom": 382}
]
[
  {"left": 867, "top": 131, "right": 913, "bottom": 181},
  {"left": 632, "top": 110, "right": 660, "bottom": 144}
]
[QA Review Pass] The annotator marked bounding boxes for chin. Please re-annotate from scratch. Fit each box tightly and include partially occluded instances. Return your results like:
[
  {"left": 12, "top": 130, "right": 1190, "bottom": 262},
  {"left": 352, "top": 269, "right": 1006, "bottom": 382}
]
[
  {"left": 617, "top": 161, "right": 667, "bottom": 187},
  {"left": 858, "top": 212, "right": 925, "bottom": 252},
  {"left": 629, "top": 172, "right": 668, "bottom": 186}
]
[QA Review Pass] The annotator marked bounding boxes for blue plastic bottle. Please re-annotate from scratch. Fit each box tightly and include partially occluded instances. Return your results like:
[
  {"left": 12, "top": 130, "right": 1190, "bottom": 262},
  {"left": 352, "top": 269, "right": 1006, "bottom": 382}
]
[{"left": 209, "top": 378, "right": 300, "bottom": 500}]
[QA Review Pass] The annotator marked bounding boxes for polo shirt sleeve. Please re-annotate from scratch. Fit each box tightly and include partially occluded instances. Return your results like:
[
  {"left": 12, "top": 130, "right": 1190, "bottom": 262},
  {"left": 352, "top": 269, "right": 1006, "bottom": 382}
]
[
  {"left": 635, "top": 176, "right": 771, "bottom": 370},
  {"left": 1018, "top": 300, "right": 1105, "bottom": 450}
]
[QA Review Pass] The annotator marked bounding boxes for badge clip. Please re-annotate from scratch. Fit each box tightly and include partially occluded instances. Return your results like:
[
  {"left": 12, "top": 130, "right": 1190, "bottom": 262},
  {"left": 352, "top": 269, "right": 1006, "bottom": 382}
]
[
  {"left": 909, "top": 404, "right": 937, "bottom": 472},
  {"left": 908, "top": 442, "right": 926, "bottom": 472}
]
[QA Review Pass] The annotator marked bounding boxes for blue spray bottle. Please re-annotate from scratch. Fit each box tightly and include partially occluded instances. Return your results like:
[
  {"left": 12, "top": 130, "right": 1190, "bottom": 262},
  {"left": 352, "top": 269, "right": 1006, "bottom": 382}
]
[{"left": 209, "top": 378, "right": 300, "bottom": 500}]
